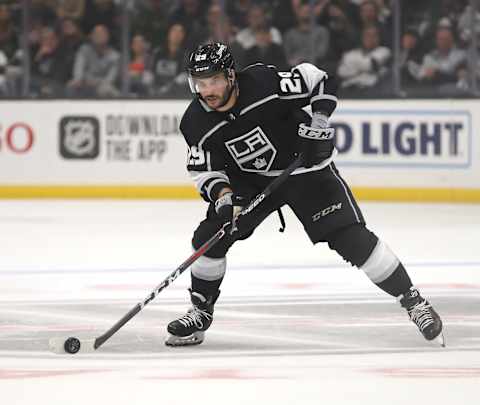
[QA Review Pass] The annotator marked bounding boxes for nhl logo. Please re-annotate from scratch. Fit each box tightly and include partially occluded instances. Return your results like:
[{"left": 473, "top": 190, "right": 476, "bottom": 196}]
[{"left": 59, "top": 116, "right": 100, "bottom": 159}]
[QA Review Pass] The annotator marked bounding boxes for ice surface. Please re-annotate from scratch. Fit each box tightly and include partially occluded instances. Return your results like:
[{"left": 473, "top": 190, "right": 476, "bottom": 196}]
[{"left": 1, "top": 200, "right": 479, "bottom": 405}]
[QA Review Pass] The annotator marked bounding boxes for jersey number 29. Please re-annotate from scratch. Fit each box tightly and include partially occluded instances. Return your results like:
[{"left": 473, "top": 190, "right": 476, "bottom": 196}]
[
  {"left": 187, "top": 145, "right": 207, "bottom": 166},
  {"left": 278, "top": 72, "right": 302, "bottom": 94}
]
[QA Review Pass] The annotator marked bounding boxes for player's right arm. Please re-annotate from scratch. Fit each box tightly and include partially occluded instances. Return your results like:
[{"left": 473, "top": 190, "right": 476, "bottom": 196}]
[
  {"left": 179, "top": 105, "right": 232, "bottom": 205},
  {"left": 185, "top": 141, "right": 231, "bottom": 203},
  {"left": 185, "top": 137, "right": 236, "bottom": 223}
]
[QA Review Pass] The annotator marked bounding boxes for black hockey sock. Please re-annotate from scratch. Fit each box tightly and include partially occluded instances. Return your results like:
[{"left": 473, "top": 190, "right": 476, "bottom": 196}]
[
  {"left": 191, "top": 273, "right": 224, "bottom": 298},
  {"left": 375, "top": 262, "right": 413, "bottom": 297}
]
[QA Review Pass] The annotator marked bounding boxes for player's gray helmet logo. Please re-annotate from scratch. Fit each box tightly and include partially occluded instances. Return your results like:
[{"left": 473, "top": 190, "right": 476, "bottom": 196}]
[
  {"left": 225, "top": 126, "right": 277, "bottom": 173},
  {"left": 59, "top": 116, "right": 100, "bottom": 159}
]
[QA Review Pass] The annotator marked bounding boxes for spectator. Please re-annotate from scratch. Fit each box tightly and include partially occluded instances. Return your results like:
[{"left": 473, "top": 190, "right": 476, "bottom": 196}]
[
  {"left": 283, "top": 2, "right": 330, "bottom": 67},
  {"left": 128, "top": 34, "right": 154, "bottom": 97},
  {"left": 236, "top": 4, "right": 282, "bottom": 51},
  {"left": 59, "top": 18, "right": 85, "bottom": 83},
  {"left": 321, "top": 1, "right": 358, "bottom": 73},
  {"left": 67, "top": 24, "right": 120, "bottom": 97},
  {"left": 0, "top": 4, "right": 19, "bottom": 60},
  {"left": 243, "top": 27, "right": 288, "bottom": 70},
  {"left": 151, "top": 23, "right": 189, "bottom": 97},
  {"left": 337, "top": 25, "right": 391, "bottom": 95},
  {"left": 358, "top": 0, "right": 391, "bottom": 46},
  {"left": 3, "top": 9, "right": 48, "bottom": 97},
  {"left": 30, "top": 27, "right": 69, "bottom": 97},
  {"left": 399, "top": 28, "right": 425, "bottom": 87},
  {"left": 413, "top": 26, "right": 467, "bottom": 94}
]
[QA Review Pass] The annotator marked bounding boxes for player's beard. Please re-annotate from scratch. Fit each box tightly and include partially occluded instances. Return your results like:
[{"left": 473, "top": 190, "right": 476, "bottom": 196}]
[{"left": 204, "top": 81, "right": 235, "bottom": 110}]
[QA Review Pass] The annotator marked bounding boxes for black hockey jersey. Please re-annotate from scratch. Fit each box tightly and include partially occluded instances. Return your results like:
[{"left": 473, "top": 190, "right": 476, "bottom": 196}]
[{"left": 180, "top": 62, "right": 338, "bottom": 202}]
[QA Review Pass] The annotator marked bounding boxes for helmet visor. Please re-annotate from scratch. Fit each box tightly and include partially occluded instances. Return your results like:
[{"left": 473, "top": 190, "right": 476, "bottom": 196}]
[
  {"left": 188, "top": 74, "right": 198, "bottom": 94},
  {"left": 187, "top": 70, "right": 232, "bottom": 95}
]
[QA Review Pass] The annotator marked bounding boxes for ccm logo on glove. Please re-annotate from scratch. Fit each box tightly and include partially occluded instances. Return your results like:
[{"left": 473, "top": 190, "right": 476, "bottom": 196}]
[{"left": 298, "top": 123, "right": 334, "bottom": 140}]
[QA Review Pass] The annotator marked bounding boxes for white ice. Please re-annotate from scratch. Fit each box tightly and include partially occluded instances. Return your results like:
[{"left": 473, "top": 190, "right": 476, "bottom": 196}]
[{"left": 1, "top": 200, "right": 479, "bottom": 405}]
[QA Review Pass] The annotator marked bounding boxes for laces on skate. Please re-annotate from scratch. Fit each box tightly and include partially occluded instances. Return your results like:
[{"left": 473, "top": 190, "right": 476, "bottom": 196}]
[
  {"left": 178, "top": 307, "right": 213, "bottom": 329},
  {"left": 399, "top": 287, "right": 445, "bottom": 346},
  {"left": 407, "top": 300, "right": 434, "bottom": 331}
]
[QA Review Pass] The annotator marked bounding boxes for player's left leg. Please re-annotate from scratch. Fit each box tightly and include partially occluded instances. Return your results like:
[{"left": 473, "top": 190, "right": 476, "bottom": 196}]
[
  {"left": 325, "top": 224, "right": 444, "bottom": 345},
  {"left": 284, "top": 163, "right": 444, "bottom": 345}
]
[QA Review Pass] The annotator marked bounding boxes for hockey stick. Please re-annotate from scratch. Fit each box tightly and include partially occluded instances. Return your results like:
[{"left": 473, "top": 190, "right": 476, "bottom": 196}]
[{"left": 49, "top": 154, "right": 304, "bottom": 354}]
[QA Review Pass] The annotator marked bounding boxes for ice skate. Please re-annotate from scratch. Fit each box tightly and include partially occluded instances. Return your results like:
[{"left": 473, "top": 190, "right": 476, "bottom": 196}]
[
  {"left": 399, "top": 287, "right": 445, "bottom": 347},
  {"left": 165, "top": 289, "right": 219, "bottom": 347}
]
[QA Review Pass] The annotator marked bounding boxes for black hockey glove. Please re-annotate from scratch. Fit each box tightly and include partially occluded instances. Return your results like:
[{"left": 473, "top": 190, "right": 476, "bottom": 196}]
[
  {"left": 298, "top": 113, "right": 334, "bottom": 168},
  {"left": 214, "top": 192, "right": 244, "bottom": 225}
]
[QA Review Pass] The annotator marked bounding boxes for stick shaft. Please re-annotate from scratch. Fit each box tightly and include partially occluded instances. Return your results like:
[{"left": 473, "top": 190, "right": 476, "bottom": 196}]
[
  {"left": 93, "top": 155, "right": 303, "bottom": 350},
  {"left": 93, "top": 226, "right": 228, "bottom": 349}
]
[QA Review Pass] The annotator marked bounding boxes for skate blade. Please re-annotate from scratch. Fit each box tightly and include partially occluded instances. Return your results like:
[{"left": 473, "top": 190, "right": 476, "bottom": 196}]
[
  {"left": 434, "top": 333, "right": 446, "bottom": 348},
  {"left": 165, "top": 331, "right": 205, "bottom": 347}
]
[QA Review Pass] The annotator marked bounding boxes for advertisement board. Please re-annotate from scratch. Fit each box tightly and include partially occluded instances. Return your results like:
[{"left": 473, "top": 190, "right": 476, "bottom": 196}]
[{"left": 0, "top": 99, "right": 478, "bottom": 201}]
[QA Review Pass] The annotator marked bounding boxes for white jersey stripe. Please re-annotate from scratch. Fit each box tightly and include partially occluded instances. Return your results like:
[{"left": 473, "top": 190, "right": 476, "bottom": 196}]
[
  {"left": 205, "top": 178, "right": 229, "bottom": 198},
  {"left": 189, "top": 170, "right": 229, "bottom": 191},
  {"left": 278, "top": 93, "right": 310, "bottom": 100},
  {"left": 240, "top": 94, "right": 279, "bottom": 115},
  {"left": 328, "top": 164, "right": 361, "bottom": 223},
  {"left": 311, "top": 94, "right": 338, "bottom": 103}
]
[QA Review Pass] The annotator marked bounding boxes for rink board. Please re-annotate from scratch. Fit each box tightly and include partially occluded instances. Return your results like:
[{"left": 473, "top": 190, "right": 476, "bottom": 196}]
[{"left": 0, "top": 99, "right": 478, "bottom": 202}]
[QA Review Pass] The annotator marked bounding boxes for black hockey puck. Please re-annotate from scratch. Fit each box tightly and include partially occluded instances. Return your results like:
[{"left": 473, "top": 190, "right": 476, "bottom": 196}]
[{"left": 64, "top": 337, "right": 81, "bottom": 354}]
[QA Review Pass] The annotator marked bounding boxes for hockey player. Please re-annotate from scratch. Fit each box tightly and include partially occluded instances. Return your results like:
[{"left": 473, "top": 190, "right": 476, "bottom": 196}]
[{"left": 165, "top": 42, "right": 444, "bottom": 347}]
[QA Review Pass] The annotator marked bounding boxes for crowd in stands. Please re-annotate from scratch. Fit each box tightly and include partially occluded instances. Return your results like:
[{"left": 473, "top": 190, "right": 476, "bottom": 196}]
[{"left": 0, "top": 0, "right": 478, "bottom": 98}]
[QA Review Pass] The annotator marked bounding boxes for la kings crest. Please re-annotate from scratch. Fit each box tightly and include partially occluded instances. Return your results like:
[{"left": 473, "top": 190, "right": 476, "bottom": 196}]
[{"left": 225, "top": 126, "right": 277, "bottom": 173}]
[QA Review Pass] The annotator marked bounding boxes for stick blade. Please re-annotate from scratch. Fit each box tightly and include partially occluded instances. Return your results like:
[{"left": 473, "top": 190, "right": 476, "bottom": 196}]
[{"left": 48, "top": 337, "right": 97, "bottom": 354}]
